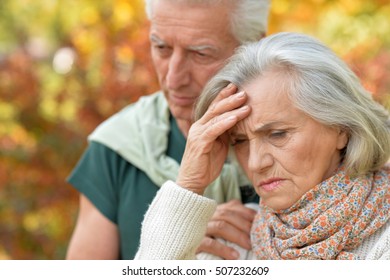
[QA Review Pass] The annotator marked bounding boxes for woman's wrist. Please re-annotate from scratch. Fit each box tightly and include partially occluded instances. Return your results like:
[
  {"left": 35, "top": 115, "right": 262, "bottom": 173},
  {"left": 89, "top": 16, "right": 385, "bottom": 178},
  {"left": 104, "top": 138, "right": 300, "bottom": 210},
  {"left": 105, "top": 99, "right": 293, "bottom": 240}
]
[{"left": 175, "top": 179, "right": 206, "bottom": 196}]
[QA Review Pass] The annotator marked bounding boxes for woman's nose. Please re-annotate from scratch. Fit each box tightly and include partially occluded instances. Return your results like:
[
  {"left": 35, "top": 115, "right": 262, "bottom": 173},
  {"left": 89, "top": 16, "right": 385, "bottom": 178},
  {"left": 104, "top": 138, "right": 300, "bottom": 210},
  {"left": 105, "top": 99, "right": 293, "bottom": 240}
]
[{"left": 247, "top": 141, "right": 274, "bottom": 173}]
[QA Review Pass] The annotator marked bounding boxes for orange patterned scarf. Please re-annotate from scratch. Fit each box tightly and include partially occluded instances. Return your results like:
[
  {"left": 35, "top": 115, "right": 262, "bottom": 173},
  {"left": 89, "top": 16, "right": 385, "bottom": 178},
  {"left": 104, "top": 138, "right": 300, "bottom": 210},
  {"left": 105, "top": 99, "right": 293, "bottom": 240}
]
[{"left": 251, "top": 166, "right": 390, "bottom": 259}]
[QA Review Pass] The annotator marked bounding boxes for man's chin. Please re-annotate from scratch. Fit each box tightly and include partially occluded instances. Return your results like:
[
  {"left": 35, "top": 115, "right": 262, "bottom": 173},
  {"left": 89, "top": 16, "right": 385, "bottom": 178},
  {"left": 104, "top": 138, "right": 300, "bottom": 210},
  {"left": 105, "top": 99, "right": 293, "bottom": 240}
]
[{"left": 168, "top": 102, "right": 193, "bottom": 117}]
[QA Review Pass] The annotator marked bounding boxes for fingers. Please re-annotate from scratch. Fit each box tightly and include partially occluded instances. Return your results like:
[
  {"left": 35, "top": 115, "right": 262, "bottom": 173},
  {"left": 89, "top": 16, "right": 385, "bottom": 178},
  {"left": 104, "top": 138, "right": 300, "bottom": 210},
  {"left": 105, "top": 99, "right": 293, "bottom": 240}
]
[
  {"left": 187, "top": 83, "right": 250, "bottom": 154},
  {"left": 176, "top": 83, "right": 250, "bottom": 196},
  {"left": 198, "top": 84, "right": 249, "bottom": 126},
  {"left": 193, "top": 83, "right": 250, "bottom": 145},
  {"left": 211, "top": 83, "right": 237, "bottom": 103},
  {"left": 185, "top": 93, "right": 250, "bottom": 157},
  {"left": 197, "top": 236, "right": 240, "bottom": 260},
  {"left": 206, "top": 220, "right": 251, "bottom": 250},
  {"left": 205, "top": 200, "right": 256, "bottom": 251},
  {"left": 197, "top": 201, "right": 257, "bottom": 259},
  {"left": 212, "top": 200, "right": 256, "bottom": 233},
  {"left": 199, "top": 104, "right": 250, "bottom": 144}
]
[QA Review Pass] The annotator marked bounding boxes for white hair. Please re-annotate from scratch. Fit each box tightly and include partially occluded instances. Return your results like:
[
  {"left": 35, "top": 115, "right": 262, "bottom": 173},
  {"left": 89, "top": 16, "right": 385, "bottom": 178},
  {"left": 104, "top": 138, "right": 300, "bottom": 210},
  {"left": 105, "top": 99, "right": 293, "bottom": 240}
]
[
  {"left": 144, "top": 0, "right": 270, "bottom": 43},
  {"left": 196, "top": 32, "right": 390, "bottom": 176}
]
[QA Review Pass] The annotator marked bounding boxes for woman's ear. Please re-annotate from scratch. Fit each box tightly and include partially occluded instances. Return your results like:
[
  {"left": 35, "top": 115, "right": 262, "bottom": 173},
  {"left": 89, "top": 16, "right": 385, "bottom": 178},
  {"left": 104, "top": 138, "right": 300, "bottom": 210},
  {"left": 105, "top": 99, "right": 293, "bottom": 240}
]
[{"left": 336, "top": 128, "right": 349, "bottom": 150}]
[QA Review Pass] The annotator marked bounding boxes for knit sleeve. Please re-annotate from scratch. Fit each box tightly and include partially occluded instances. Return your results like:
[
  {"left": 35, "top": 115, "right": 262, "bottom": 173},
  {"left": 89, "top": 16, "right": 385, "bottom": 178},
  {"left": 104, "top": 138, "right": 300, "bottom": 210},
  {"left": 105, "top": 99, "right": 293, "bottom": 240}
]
[
  {"left": 134, "top": 180, "right": 217, "bottom": 259},
  {"left": 365, "top": 221, "right": 390, "bottom": 260}
]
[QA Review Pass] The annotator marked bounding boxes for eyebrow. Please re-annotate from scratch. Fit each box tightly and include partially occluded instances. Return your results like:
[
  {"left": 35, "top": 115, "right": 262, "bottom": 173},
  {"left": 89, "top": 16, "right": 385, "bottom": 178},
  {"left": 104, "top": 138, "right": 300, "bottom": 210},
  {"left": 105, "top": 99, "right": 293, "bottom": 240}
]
[
  {"left": 254, "top": 122, "right": 286, "bottom": 133},
  {"left": 150, "top": 34, "right": 165, "bottom": 45},
  {"left": 230, "top": 121, "right": 286, "bottom": 137},
  {"left": 187, "top": 45, "right": 217, "bottom": 53},
  {"left": 149, "top": 34, "right": 217, "bottom": 52}
]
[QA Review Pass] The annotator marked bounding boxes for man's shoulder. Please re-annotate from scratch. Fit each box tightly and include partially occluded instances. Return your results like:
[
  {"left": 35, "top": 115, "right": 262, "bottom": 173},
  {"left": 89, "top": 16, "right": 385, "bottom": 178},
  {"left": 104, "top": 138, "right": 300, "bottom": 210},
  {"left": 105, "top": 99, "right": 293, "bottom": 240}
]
[
  {"left": 113, "top": 91, "right": 165, "bottom": 119},
  {"left": 89, "top": 91, "right": 166, "bottom": 137},
  {"left": 87, "top": 90, "right": 170, "bottom": 167}
]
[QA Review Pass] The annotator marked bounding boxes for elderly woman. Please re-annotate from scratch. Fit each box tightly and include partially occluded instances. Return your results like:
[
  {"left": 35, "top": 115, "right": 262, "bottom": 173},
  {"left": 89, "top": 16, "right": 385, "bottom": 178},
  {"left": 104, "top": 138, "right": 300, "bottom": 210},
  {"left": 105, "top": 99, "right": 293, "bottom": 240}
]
[{"left": 135, "top": 32, "right": 390, "bottom": 260}]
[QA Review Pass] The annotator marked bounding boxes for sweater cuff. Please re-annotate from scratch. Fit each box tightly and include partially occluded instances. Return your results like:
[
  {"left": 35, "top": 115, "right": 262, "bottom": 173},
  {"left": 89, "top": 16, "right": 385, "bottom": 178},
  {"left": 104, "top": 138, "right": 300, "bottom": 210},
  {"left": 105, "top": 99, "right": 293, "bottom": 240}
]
[{"left": 135, "top": 180, "right": 217, "bottom": 259}]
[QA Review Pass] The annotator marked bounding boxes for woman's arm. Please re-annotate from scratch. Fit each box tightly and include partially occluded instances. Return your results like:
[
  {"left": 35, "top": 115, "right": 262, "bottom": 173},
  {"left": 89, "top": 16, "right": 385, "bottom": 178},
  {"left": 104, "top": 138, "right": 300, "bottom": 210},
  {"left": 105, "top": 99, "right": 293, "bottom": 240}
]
[
  {"left": 134, "top": 181, "right": 217, "bottom": 259},
  {"left": 135, "top": 85, "right": 250, "bottom": 259},
  {"left": 176, "top": 86, "right": 250, "bottom": 195}
]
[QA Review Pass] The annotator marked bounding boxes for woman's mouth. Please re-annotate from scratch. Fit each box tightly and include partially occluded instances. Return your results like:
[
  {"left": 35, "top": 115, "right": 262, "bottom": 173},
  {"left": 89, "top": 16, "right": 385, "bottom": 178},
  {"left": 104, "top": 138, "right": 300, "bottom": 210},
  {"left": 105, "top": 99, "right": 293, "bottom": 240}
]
[{"left": 258, "top": 178, "right": 284, "bottom": 191}]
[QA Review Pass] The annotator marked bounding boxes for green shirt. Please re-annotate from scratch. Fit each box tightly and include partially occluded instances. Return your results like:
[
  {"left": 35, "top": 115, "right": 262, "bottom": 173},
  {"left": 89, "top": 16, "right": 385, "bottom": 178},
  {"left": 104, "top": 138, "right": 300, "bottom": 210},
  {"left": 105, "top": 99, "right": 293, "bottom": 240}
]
[{"left": 68, "top": 115, "right": 185, "bottom": 259}]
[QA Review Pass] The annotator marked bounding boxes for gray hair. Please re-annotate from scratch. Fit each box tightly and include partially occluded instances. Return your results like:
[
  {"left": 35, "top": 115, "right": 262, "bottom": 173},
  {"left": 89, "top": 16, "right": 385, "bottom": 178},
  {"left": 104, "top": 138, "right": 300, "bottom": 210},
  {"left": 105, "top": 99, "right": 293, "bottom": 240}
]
[
  {"left": 144, "top": 0, "right": 270, "bottom": 43},
  {"left": 195, "top": 32, "right": 390, "bottom": 176}
]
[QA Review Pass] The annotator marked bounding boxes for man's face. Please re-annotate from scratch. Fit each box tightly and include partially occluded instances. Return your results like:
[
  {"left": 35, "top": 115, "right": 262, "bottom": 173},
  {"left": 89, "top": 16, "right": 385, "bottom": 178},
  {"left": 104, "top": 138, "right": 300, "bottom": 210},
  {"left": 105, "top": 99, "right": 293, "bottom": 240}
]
[{"left": 149, "top": 0, "right": 239, "bottom": 126}]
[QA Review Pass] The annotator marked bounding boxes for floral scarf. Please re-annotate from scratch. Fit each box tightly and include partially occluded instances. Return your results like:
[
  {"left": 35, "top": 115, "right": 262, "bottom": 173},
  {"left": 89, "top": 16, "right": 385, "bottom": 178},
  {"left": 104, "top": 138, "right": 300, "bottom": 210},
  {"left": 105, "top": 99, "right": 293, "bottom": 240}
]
[{"left": 251, "top": 165, "right": 390, "bottom": 260}]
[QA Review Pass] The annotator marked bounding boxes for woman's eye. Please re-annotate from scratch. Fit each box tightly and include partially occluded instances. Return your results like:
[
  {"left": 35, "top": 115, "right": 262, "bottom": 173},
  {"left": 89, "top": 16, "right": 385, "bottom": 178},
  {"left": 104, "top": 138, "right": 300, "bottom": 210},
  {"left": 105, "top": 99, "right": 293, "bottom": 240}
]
[
  {"left": 270, "top": 131, "right": 287, "bottom": 138},
  {"left": 268, "top": 130, "right": 289, "bottom": 146},
  {"left": 231, "top": 139, "right": 247, "bottom": 146}
]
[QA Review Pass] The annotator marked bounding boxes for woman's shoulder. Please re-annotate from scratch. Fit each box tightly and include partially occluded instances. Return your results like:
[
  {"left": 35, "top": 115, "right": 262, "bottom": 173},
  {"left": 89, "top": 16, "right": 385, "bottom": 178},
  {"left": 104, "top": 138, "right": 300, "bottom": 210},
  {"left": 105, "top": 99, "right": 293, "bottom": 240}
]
[
  {"left": 357, "top": 219, "right": 390, "bottom": 259},
  {"left": 378, "top": 163, "right": 390, "bottom": 175},
  {"left": 373, "top": 164, "right": 390, "bottom": 187},
  {"left": 366, "top": 221, "right": 390, "bottom": 260},
  {"left": 358, "top": 164, "right": 390, "bottom": 259}
]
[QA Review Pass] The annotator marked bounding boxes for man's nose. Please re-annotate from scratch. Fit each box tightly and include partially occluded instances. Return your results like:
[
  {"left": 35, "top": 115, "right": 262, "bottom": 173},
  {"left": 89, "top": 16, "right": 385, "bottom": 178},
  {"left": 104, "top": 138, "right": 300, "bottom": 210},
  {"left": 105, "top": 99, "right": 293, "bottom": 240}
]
[{"left": 166, "top": 51, "right": 190, "bottom": 90}]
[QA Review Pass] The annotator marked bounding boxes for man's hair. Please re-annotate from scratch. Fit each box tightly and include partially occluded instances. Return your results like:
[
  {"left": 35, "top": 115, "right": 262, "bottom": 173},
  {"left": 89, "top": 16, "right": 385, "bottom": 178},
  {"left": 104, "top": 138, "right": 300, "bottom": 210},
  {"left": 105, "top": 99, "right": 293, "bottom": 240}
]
[
  {"left": 196, "top": 32, "right": 390, "bottom": 176},
  {"left": 144, "top": 0, "right": 270, "bottom": 43}
]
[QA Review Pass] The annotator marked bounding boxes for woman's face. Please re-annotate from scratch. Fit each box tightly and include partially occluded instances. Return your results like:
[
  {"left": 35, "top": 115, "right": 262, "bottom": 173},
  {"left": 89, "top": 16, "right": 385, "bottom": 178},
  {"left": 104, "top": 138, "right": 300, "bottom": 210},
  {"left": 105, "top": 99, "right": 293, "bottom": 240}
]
[{"left": 230, "top": 71, "right": 348, "bottom": 211}]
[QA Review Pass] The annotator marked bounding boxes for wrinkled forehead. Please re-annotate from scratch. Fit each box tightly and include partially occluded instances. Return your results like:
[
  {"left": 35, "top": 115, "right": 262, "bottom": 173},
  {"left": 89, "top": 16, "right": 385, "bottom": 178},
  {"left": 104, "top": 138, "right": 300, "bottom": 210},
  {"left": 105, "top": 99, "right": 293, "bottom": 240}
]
[
  {"left": 149, "top": 0, "right": 234, "bottom": 15},
  {"left": 229, "top": 72, "right": 298, "bottom": 134},
  {"left": 150, "top": 0, "right": 234, "bottom": 31},
  {"left": 149, "top": 0, "right": 238, "bottom": 52}
]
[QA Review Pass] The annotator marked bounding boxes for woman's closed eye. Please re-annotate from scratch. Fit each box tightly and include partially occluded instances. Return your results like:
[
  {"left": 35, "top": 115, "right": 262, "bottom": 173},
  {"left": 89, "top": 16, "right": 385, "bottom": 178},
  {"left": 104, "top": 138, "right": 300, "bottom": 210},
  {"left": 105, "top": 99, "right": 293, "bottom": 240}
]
[
  {"left": 269, "top": 130, "right": 287, "bottom": 139},
  {"left": 268, "top": 130, "right": 290, "bottom": 146},
  {"left": 230, "top": 137, "right": 247, "bottom": 146}
]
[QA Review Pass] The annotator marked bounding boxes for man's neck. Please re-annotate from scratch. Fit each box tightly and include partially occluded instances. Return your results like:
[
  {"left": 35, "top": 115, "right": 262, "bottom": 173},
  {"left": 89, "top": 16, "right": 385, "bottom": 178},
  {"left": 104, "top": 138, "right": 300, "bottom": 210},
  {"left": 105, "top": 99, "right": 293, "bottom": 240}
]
[{"left": 176, "top": 119, "right": 192, "bottom": 139}]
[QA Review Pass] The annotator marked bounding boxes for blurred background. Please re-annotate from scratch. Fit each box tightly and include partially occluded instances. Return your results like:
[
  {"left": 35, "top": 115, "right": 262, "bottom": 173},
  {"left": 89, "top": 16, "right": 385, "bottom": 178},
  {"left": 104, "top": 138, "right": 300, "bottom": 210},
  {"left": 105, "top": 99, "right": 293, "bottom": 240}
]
[{"left": 0, "top": 0, "right": 389, "bottom": 259}]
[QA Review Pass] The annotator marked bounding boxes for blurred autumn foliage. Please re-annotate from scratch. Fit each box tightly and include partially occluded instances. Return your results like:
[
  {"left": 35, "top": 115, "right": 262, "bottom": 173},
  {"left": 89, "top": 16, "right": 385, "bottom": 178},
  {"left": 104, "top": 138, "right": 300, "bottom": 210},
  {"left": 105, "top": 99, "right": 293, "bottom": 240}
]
[{"left": 0, "top": 0, "right": 389, "bottom": 259}]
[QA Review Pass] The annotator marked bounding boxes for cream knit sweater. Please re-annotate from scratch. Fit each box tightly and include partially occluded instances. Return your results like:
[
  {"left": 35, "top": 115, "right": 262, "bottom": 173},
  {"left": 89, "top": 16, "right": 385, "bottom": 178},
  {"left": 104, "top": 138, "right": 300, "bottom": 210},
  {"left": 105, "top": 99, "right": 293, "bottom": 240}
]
[{"left": 135, "top": 181, "right": 390, "bottom": 260}]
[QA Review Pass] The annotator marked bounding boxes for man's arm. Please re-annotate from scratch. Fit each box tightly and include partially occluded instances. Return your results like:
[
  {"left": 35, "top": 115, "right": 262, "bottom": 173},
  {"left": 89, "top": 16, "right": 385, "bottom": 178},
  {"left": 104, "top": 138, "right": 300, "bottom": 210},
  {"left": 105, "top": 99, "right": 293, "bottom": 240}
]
[{"left": 66, "top": 195, "right": 120, "bottom": 259}]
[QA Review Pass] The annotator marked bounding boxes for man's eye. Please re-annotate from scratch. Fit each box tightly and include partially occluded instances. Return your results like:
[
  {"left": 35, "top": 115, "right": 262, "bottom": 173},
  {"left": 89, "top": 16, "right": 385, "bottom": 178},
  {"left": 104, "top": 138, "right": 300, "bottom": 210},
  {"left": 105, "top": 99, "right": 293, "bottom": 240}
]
[
  {"left": 154, "top": 45, "right": 171, "bottom": 55},
  {"left": 192, "top": 51, "right": 214, "bottom": 64},
  {"left": 195, "top": 51, "right": 207, "bottom": 57},
  {"left": 156, "top": 45, "right": 166, "bottom": 51}
]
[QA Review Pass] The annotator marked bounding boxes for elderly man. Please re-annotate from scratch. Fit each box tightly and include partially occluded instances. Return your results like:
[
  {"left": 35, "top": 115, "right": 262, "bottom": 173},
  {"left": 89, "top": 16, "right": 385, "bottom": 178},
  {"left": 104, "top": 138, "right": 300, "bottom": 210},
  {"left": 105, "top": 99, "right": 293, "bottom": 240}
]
[{"left": 66, "top": 0, "right": 269, "bottom": 260}]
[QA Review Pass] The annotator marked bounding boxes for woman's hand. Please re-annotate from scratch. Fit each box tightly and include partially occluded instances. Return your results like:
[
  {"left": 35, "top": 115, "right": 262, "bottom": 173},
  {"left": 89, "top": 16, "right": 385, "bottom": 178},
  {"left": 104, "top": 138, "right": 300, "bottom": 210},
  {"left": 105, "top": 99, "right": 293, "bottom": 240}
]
[{"left": 176, "top": 84, "right": 251, "bottom": 195}]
